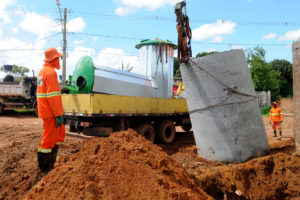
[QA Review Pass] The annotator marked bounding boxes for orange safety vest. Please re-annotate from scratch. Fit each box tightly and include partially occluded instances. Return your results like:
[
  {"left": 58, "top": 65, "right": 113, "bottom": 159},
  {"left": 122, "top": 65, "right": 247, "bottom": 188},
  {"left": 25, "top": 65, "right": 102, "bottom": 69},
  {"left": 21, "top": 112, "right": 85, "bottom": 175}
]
[
  {"left": 269, "top": 107, "right": 283, "bottom": 122},
  {"left": 37, "top": 63, "right": 64, "bottom": 118}
]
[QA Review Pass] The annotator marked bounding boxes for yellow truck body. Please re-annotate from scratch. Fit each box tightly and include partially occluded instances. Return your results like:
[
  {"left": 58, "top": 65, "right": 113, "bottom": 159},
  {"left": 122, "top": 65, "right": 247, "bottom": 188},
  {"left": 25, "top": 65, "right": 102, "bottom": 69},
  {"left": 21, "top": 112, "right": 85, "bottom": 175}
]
[{"left": 62, "top": 93, "right": 188, "bottom": 116}]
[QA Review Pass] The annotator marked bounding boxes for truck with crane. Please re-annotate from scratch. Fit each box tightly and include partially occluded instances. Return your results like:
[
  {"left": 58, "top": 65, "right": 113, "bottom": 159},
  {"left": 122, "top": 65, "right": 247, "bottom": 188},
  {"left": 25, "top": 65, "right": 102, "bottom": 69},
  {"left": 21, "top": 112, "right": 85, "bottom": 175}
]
[{"left": 61, "top": 1, "right": 192, "bottom": 143}]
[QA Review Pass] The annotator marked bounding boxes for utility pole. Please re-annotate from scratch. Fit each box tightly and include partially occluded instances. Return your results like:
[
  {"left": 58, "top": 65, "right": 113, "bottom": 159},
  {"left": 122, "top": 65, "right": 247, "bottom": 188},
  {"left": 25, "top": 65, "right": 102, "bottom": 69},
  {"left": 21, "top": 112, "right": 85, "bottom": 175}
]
[
  {"left": 62, "top": 8, "right": 67, "bottom": 87},
  {"left": 292, "top": 40, "right": 300, "bottom": 155},
  {"left": 56, "top": 0, "right": 67, "bottom": 87}
]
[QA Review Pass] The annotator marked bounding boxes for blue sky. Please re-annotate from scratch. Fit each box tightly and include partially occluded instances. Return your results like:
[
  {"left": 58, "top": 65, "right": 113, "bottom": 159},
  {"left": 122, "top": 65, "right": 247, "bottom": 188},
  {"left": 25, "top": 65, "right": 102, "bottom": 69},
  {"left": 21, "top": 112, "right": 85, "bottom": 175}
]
[{"left": 0, "top": 0, "right": 300, "bottom": 76}]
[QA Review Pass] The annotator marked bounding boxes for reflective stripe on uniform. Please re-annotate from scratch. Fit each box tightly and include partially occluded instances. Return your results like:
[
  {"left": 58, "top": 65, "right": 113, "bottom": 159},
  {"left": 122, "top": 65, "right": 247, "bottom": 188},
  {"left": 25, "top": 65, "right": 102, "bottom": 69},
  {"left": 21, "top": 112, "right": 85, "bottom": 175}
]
[
  {"left": 37, "top": 91, "right": 60, "bottom": 98},
  {"left": 38, "top": 147, "right": 52, "bottom": 153},
  {"left": 271, "top": 113, "right": 282, "bottom": 116}
]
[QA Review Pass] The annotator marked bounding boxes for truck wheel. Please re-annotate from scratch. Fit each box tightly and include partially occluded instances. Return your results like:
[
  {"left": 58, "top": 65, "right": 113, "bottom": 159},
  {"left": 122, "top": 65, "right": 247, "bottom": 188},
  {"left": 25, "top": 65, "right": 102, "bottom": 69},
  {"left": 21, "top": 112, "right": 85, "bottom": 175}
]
[
  {"left": 34, "top": 106, "right": 38, "bottom": 117},
  {"left": 134, "top": 123, "right": 155, "bottom": 143},
  {"left": 181, "top": 117, "right": 192, "bottom": 132},
  {"left": 69, "top": 121, "right": 77, "bottom": 132},
  {"left": 75, "top": 121, "right": 84, "bottom": 133},
  {"left": 157, "top": 120, "right": 175, "bottom": 144},
  {"left": 0, "top": 104, "right": 4, "bottom": 115}
]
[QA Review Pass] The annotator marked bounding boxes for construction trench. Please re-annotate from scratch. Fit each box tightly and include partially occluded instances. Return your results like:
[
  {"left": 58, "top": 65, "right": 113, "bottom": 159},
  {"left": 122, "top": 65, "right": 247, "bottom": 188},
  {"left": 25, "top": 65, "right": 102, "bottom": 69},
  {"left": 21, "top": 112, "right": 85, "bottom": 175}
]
[{"left": 0, "top": 112, "right": 299, "bottom": 200}]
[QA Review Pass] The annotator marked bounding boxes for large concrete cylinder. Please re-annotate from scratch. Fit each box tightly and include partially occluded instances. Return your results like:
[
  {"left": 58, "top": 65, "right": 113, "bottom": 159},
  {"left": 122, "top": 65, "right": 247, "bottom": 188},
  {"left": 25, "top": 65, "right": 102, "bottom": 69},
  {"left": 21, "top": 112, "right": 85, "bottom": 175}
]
[{"left": 180, "top": 49, "right": 269, "bottom": 162}]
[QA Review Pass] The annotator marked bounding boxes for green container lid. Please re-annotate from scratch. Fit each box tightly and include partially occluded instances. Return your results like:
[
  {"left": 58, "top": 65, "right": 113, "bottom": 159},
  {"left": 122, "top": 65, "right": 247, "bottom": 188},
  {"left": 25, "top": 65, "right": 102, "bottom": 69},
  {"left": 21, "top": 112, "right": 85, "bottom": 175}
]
[
  {"left": 135, "top": 39, "right": 177, "bottom": 49},
  {"left": 71, "top": 56, "right": 95, "bottom": 94}
]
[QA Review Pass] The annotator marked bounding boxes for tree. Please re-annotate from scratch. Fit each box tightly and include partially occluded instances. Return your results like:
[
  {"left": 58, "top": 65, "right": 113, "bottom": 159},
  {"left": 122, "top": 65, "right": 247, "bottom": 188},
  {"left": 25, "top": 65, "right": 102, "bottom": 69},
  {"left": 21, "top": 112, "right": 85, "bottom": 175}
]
[
  {"left": 270, "top": 59, "right": 292, "bottom": 97},
  {"left": 0, "top": 64, "right": 29, "bottom": 77},
  {"left": 195, "top": 51, "right": 217, "bottom": 58},
  {"left": 173, "top": 51, "right": 218, "bottom": 78},
  {"left": 247, "top": 46, "right": 280, "bottom": 101},
  {"left": 173, "top": 57, "right": 181, "bottom": 78}
]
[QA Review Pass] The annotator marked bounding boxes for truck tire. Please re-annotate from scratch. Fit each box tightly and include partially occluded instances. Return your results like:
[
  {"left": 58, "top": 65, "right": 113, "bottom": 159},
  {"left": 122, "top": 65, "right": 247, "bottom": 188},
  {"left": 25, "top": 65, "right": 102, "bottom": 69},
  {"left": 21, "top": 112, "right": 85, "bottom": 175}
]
[
  {"left": 181, "top": 117, "right": 192, "bottom": 132},
  {"left": 157, "top": 120, "right": 175, "bottom": 144},
  {"left": 34, "top": 105, "right": 38, "bottom": 117},
  {"left": 0, "top": 103, "right": 4, "bottom": 115},
  {"left": 134, "top": 123, "right": 155, "bottom": 143},
  {"left": 69, "top": 121, "right": 77, "bottom": 132},
  {"left": 75, "top": 121, "right": 84, "bottom": 133}
]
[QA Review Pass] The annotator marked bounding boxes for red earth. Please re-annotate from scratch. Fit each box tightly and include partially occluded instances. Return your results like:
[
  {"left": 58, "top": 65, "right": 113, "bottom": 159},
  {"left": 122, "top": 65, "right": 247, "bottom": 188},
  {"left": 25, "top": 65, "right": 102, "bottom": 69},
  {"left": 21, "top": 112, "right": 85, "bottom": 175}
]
[{"left": 0, "top": 112, "right": 299, "bottom": 200}]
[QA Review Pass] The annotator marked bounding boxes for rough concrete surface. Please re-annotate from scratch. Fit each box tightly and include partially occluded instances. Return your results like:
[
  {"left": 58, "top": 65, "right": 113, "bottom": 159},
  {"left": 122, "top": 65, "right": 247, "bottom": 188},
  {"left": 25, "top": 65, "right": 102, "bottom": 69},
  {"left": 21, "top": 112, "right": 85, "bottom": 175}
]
[{"left": 180, "top": 49, "right": 269, "bottom": 162}]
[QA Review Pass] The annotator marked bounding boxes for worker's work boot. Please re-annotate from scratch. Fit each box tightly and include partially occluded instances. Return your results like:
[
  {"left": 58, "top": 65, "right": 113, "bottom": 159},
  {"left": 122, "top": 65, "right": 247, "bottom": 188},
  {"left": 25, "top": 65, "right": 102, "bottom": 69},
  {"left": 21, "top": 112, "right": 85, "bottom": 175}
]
[
  {"left": 37, "top": 152, "right": 51, "bottom": 173},
  {"left": 273, "top": 130, "right": 277, "bottom": 137},
  {"left": 49, "top": 145, "right": 59, "bottom": 169}
]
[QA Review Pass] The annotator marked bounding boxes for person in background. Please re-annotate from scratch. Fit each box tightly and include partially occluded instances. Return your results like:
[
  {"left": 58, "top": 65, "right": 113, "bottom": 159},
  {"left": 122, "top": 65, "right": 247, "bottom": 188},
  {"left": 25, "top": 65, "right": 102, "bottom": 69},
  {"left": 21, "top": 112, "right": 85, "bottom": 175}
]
[
  {"left": 269, "top": 102, "right": 283, "bottom": 137},
  {"left": 36, "top": 47, "right": 66, "bottom": 173}
]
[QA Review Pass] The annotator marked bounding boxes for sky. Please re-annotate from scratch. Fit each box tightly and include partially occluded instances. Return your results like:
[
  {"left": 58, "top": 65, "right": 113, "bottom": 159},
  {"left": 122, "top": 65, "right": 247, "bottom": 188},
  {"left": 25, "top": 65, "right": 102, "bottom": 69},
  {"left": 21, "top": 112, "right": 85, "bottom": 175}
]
[{"left": 0, "top": 0, "right": 300, "bottom": 77}]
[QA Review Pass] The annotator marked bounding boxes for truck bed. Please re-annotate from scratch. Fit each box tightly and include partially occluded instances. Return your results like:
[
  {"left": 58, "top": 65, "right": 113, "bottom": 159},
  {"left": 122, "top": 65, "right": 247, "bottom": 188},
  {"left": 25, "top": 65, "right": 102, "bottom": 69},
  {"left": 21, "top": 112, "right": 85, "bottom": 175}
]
[
  {"left": 0, "top": 84, "right": 24, "bottom": 97},
  {"left": 62, "top": 93, "right": 188, "bottom": 117}
]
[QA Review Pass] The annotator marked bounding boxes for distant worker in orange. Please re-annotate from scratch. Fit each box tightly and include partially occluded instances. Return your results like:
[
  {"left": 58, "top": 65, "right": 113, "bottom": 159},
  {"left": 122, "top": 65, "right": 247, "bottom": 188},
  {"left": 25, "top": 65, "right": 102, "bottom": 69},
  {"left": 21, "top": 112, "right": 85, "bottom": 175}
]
[
  {"left": 269, "top": 102, "right": 283, "bottom": 137},
  {"left": 37, "top": 47, "right": 65, "bottom": 173}
]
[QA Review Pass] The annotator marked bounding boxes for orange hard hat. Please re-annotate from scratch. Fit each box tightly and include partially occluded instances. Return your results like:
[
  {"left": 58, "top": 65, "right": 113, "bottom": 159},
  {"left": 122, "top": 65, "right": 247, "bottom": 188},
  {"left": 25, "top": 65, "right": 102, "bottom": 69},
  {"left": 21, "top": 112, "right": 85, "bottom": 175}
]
[{"left": 44, "top": 47, "right": 62, "bottom": 63}]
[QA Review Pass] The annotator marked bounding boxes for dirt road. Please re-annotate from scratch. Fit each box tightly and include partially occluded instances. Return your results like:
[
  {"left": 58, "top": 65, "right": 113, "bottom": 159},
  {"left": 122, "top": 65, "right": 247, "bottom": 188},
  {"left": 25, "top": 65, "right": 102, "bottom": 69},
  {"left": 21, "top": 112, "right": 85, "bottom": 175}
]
[{"left": 0, "top": 112, "right": 299, "bottom": 200}]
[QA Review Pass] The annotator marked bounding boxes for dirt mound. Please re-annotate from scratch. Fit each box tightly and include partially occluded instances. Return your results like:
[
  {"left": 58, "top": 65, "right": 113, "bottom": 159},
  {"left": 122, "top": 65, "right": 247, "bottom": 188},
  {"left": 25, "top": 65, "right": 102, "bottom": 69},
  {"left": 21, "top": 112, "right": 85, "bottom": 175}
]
[
  {"left": 190, "top": 152, "right": 300, "bottom": 199},
  {"left": 25, "top": 130, "right": 212, "bottom": 200}
]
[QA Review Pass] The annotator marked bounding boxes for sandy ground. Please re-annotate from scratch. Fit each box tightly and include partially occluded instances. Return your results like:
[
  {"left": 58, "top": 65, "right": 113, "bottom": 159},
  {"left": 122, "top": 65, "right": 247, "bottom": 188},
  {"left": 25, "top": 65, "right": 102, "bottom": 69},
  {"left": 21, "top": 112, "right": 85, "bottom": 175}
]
[{"left": 0, "top": 112, "right": 299, "bottom": 200}]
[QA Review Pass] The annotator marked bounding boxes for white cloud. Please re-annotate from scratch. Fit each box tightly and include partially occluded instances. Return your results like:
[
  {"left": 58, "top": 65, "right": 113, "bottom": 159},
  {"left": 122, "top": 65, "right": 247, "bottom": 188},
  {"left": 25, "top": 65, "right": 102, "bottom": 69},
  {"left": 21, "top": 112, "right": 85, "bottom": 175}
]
[
  {"left": 212, "top": 36, "right": 223, "bottom": 43},
  {"left": 67, "top": 17, "right": 85, "bottom": 33},
  {"left": 12, "top": 27, "right": 18, "bottom": 34},
  {"left": 66, "top": 47, "right": 140, "bottom": 76},
  {"left": 93, "top": 48, "right": 139, "bottom": 73},
  {"left": 92, "top": 36, "right": 98, "bottom": 42},
  {"left": 115, "top": 6, "right": 135, "bottom": 16},
  {"left": 0, "top": 0, "right": 17, "bottom": 23},
  {"left": 115, "top": 0, "right": 179, "bottom": 16},
  {"left": 73, "top": 40, "right": 85, "bottom": 45},
  {"left": 0, "top": 30, "right": 2, "bottom": 39},
  {"left": 192, "top": 20, "right": 236, "bottom": 41},
  {"left": 279, "top": 29, "right": 300, "bottom": 41},
  {"left": 67, "top": 46, "right": 96, "bottom": 74},
  {"left": 19, "top": 11, "right": 58, "bottom": 37},
  {"left": 229, "top": 45, "right": 244, "bottom": 50},
  {"left": 263, "top": 33, "right": 276, "bottom": 40},
  {"left": 0, "top": 38, "right": 44, "bottom": 73}
]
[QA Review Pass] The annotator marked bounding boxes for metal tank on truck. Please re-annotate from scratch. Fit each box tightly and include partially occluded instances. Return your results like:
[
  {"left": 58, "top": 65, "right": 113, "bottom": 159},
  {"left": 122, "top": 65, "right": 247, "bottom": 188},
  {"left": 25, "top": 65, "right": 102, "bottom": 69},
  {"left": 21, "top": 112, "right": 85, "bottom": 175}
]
[
  {"left": 65, "top": 39, "right": 176, "bottom": 99},
  {"left": 62, "top": 39, "right": 192, "bottom": 143}
]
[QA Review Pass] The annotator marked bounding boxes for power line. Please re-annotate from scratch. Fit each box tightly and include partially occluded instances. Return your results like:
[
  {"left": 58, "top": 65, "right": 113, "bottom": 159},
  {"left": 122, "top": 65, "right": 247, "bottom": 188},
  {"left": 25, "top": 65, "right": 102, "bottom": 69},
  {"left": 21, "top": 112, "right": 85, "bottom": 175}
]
[
  {"left": 70, "top": 9, "right": 300, "bottom": 27},
  {"left": 70, "top": 31, "right": 291, "bottom": 47},
  {"left": 2, "top": 33, "right": 60, "bottom": 51},
  {"left": 69, "top": 32, "right": 144, "bottom": 41}
]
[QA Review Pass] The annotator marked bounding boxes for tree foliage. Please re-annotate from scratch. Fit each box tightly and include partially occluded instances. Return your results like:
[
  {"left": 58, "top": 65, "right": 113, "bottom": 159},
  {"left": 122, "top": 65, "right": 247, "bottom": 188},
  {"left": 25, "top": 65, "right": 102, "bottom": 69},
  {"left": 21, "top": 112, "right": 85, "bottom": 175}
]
[
  {"left": 0, "top": 64, "right": 29, "bottom": 77},
  {"left": 270, "top": 59, "right": 292, "bottom": 97},
  {"left": 173, "top": 57, "right": 181, "bottom": 78},
  {"left": 247, "top": 46, "right": 280, "bottom": 101},
  {"left": 195, "top": 51, "right": 218, "bottom": 58},
  {"left": 173, "top": 51, "right": 218, "bottom": 77}
]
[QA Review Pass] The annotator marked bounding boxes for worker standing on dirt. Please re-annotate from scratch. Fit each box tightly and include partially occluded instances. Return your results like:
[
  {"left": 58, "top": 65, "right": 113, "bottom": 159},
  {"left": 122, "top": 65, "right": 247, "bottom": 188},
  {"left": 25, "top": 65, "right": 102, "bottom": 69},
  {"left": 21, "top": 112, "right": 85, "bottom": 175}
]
[
  {"left": 36, "top": 47, "right": 65, "bottom": 173},
  {"left": 269, "top": 102, "right": 283, "bottom": 137}
]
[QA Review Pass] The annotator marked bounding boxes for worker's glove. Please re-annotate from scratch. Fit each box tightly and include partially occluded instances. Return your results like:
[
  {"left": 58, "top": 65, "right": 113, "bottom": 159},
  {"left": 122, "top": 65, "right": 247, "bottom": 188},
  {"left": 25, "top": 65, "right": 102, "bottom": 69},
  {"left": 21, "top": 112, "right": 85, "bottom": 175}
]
[
  {"left": 280, "top": 120, "right": 283, "bottom": 123},
  {"left": 56, "top": 116, "right": 63, "bottom": 127},
  {"left": 269, "top": 121, "right": 272, "bottom": 125}
]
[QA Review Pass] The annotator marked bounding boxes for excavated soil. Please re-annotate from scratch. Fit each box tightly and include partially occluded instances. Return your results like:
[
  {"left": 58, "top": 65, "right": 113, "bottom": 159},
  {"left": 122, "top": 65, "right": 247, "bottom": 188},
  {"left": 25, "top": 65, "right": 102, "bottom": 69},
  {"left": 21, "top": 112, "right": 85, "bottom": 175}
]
[
  {"left": 0, "top": 113, "right": 299, "bottom": 200},
  {"left": 24, "top": 130, "right": 212, "bottom": 200}
]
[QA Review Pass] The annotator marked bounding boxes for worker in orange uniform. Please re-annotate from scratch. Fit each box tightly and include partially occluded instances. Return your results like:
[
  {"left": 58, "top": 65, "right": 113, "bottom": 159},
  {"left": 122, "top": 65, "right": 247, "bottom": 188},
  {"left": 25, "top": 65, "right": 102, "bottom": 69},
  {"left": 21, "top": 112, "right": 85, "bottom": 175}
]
[
  {"left": 269, "top": 102, "right": 283, "bottom": 137},
  {"left": 37, "top": 47, "right": 65, "bottom": 173}
]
